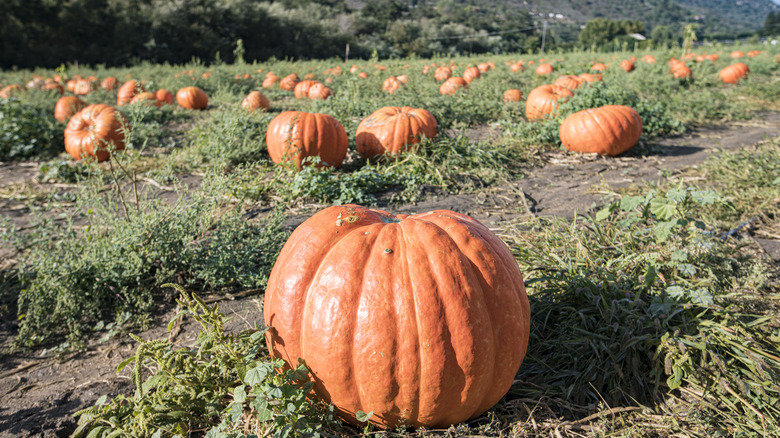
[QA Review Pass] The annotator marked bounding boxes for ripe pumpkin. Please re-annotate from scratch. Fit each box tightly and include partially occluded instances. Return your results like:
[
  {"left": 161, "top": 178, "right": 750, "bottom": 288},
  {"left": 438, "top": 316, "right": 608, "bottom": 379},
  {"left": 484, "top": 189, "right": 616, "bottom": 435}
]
[
  {"left": 730, "top": 51, "right": 745, "bottom": 59},
  {"left": 54, "top": 96, "right": 87, "bottom": 123},
  {"left": 718, "top": 63, "right": 749, "bottom": 84},
  {"left": 535, "top": 63, "right": 554, "bottom": 75},
  {"left": 264, "top": 204, "right": 530, "bottom": 429},
  {"left": 510, "top": 62, "right": 525, "bottom": 73},
  {"left": 503, "top": 89, "right": 523, "bottom": 102},
  {"left": 294, "top": 80, "right": 319, "bottom": 99},
  {"left": 462, "top": 66, "right": 481, "bottom": 83},
  {"left": 620, "top": 60, "right": 635, "bottom": 72},
  {"left": 578, "top": 73, "right": 602, "bottom": 83},
  {"left": 439, "top": 77, "right": 467, "bottom": 95},
  {"left": 525, "top": 84, "right": 573, "bottom": 121},
  {"left": 0, "top": 84, "right": 25, "bottom": 98},
  {"left": 101, "top": 77, "right": 118, "bottom": 91},
  {"left": 280, "top": 73, "right": 300, "bottom": 91},
  {"left": 266, "top": 111, "right": 348, "bottom": 169},
  {"left": 357, "top": 72, "right": 369, "bottom": 79},
  {"left": 559, "top": 105, "right": 642, "bottom": 156},
  {"left": 382, "top": 77, "right": 402, "bottom": 94},
  {"left": 43, "top": 82, "right": 64, "bottom": 94},
  {"left": 434, "top": 66, "right": 452, "bottom": 82},
  {"left": 308, "top": 83, "right": 333, "bottom": 100},
  {"left": 117, "top": 80, "right": 145, "bottom": 106},
  {"left": 554, "top": 75, "right": 585, "bottom": 91},
  {"left": 355, "top": 106, "right": 437, "bottom": 158},
  {"left": 130, "top": 92, "right": 158, "bottom": 106},
  {"left": 64, "top": 104, "right": 129, "bottom": 162},
  {"left": 641, "top": 54, "right": 656, "bottom": 64},
  {"left": 241, "top": 90, "right": 271, "bottom": 111},
  {"left": 591, "top": 63, "right": 607, "bottom": 71},
  {"left": 263, "top": 73, "right": 280, "bottom": 88},
  {"left": 176, "top": 86, "right": 209, "bottom": 110},
  {"left": 669, "top": 62, "right": 692, "bottom": 79},
  {"left": 155, "top": 89, "right": 175, "bottom": 106}
]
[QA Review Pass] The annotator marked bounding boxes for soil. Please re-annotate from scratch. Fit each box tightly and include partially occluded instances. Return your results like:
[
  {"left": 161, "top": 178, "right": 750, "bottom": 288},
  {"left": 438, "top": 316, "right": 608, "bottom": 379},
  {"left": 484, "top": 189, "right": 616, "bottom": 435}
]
[{"left": 0, "top": 111, "right": 778, "bottom": 437}]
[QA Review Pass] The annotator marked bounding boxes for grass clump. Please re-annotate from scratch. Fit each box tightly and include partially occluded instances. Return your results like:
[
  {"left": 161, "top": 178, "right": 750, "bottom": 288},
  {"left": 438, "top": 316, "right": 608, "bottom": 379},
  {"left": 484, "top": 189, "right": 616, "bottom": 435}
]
[
  {"left": 0, "top": 97, "right": 63, "bottom": 160},
  {"left": 73, "top": 284, "right": 333, "bottom": 438}
]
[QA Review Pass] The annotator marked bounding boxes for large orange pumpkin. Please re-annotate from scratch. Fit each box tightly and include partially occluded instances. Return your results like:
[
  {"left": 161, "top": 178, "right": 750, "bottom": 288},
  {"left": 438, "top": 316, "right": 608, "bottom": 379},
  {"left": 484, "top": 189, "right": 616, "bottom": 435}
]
[
  {"left": 355, "top": 106, "right": 437, "bottom": 158},
  {"left": 265, "top": 111, "right": 348, "bottom": 169},
  {"left": 439, "top": 77, "right": 467, "bottom": 95},
  {"left": 54, "top": 96, "right": 87, "bottom": 123},
  {"left": 176, "top": 86, "right": 208, "bottom": 109},
  {"left": 434, "top": 66, "right": 452, "bottom": 82},
  {"left": 64, "top": 104, "right": 129, "bottom": 162},
  {"left": 241, "top": 90, "right": 270, "bottom": 111},
  {"left": 718, "top": 63, "right": 749, "bottom": 84},
  {"left": 462, "top": 66, "right": 481, "bottom": 83},
  {"left": 294, "top": 80, "right": 319, "bottom": 99},
  {"left": 559, "top": 105, "right": 642, "bottom": 156},
  {"left": 264, "top": 204, "right": 530, "bottom": 429},
  {"left": 525, "top": 84, "right": 573, "bottom": 121},
  {"left": 117, "top": 80, "right": 145, "bottom": 106}
]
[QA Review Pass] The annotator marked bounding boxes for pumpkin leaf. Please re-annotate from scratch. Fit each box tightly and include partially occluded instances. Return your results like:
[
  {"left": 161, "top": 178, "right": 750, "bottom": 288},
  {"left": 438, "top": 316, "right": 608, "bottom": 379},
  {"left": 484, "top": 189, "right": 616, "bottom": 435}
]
[{"left": 356, "top": 410, "right": 374, "bottom": 423}]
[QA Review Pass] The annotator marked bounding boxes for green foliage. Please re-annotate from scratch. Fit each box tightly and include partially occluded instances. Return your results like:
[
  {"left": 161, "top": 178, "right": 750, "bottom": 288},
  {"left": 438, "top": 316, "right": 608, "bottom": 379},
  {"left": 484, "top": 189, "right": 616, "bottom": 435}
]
[
  {"left": 0, "top": 97, "right": 62, "bottom": 161},
  {"left": 3, "top": 167, "right": 288, "bottom": 348},
  {"left": 510, "top": 184, "right": 779, "bottom": 434},
  {"left": 73, "top": 284, "right": 332, "bottom": 438},
  {"left": 189, "top": 107, "right": 274, "bottom": 168}
]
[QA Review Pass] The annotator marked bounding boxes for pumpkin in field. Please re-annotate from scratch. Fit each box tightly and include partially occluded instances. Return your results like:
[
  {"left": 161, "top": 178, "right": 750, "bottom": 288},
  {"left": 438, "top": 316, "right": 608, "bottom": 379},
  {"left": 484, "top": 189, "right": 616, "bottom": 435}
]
[
  {"left": 535, "top": 63, "right": 554, "bottom": 75},
  {"left": 719, "top": 63, "right": 749, "bottom": 84},
  {"left": 130, "top": 92, "right": 158, "bottom": 106},
  {"left": 669, "top": 62, "right": 692, "bottom": 79},
  {"left": 0, "top": 84, "right": 25, "bottom": 98},
  {"left": 439, "top": 77, "right": 467, "bottom": 95},
  {"left": 620, "top": 60, "right": 635, "bottom": 72},
  {"left": 396, "top": 74, "right": 409, "bottom": 84},
  {"left": 578, "top": 73, "right": 602, "bottom": 83},
  {"left": 73, "top": 79, "right": 95, "bottom": 95},
  {"left": 554, "top": 75, "right": 585, "bottom": 91},
  {"left": 280, "top": 73, "right": 300, "bottom": 91},
  {"left": 559, "top": 105, "right": 642, "bottom": 156},
  {"left": 510, "top": 62, "right": 525, "bottom": 73},
  {"left": 43, "top": 82, "right": 64, "bottom": 94},
  {"left": 503, "top": 89, "right": 523, "bottom": 102},
  {"left": 382, "top": 77, "right": 402, "bottom": 94},
  {"left": 355, "top": 106, "right": 437, "bottom": 159},
  {"left": 64, "top": 104, "right": 129, "bottom": 162},
  {"left": 54, "top": 96, "right": 87, "bottom": 123},
  {"left": 591, "top": 62, "right": 607, "bottom": 71},
  {"left": 176, "top": 86, "right": 209, "bottom": 109},
  {"left": 357, "top": 71, "right": 369, "bottom": 79},
  {"left": 241, "top": 90, "right": 270, "bottom": 111},
  {"left": 263, "top": 73, "right": 280, "bottom": 88},
  {"left": 730, "top": 51, "right": 745, "bottom": 59},
  {"left": 155, "top": 89, "right": 175, "bottom": 106},
  {"left": 462, "top": 66, "right": 481, "bottom": 83},
  {"left": 117, "top": 80, "right": 145, "bottom": 106},
  {"left": 294, "top": 80, "right": 319, "bottom": 99},
  {"left": 101, "top": 77, "right": 118, "bottom": 91},
  {"left": 477, "top": 62, "right": 490, "bottom": 73},
  {"left": 308, "top": 83, "right": 333, "bottom": 100},
  {"left": 264, "top": 204, "right": 530, "bottom": 429},
  {"left": 434, "top": 66, "right": 452, "bottom": 82},
  {"left": 525, "top": 84, "right": 573, "bottom": 121},
  {"left": 266, "top": 111, "right": 348, "bottom": 169},
  {"left": 641, "top": 54, "right": 656, "bottom": 64}
]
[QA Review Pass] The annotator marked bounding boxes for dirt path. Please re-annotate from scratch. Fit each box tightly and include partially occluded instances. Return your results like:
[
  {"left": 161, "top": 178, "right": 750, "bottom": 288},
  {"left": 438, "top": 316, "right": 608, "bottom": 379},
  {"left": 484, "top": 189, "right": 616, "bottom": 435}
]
[{"left": 0, "top": 112, "right": 778, "bottom": 437}]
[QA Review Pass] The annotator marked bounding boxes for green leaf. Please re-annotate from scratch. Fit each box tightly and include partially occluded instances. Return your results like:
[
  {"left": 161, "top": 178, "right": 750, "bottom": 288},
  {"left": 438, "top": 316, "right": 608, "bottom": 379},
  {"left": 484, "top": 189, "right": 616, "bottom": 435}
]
[
  {"left": 619, "top": 195, "right": 644, "bottom": 212},
  {"left": 356, "top": 410, "right": 374, "bottom": 423},
  {"left": 595, "top": 206, "right": 612, "bottom": 222},
  {"left": 233, "top": 385, "right": 247, "bottom": 403},
  {"left": 244, "top": 364, "right": 269, "bottom": 386},
  {"left": 665, "top": 188, "right": 688, "bottom": 203},
  {"left": 653, "top": 220, "right": 678, "bottom": 241},
  {"left": 650, "top": 198, "right": 677, "bottom": 220},
  {"left": 116, "top": 356, "right": 136, "bottom": 373}
]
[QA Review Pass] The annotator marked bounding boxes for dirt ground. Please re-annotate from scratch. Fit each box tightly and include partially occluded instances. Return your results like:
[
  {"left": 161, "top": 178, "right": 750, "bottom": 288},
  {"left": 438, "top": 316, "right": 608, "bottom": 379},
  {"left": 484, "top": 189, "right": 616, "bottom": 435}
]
[{"left": 1, "top": 111, "right": 778, "bottom": 437}]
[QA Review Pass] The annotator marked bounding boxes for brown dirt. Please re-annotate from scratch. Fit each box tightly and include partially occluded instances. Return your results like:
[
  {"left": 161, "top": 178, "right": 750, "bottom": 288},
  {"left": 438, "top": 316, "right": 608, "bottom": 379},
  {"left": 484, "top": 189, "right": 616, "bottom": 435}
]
[{"left": 0, "top": 112, "right": 778, "bottom": 437}]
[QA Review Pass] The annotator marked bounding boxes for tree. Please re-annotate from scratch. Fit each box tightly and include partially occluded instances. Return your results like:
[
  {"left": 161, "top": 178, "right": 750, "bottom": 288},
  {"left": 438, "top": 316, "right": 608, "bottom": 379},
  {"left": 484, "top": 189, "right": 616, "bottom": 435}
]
[
  {"left": 650, "top": 25, "right": 675, "bottom": 48},
  {"left": 764, "top": 11, "right": 780, "bottom": 36}
]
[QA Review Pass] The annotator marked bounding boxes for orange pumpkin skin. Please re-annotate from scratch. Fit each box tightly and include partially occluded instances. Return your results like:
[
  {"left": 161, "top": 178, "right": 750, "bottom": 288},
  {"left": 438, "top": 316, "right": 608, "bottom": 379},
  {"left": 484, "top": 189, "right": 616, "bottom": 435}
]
[
  {"left": 176, "top": 86, "right": 208, "bottom": 109},
  {"left": 620, "top": 60, "right": 635, "bottom": 72},
  {"left": 554, "top": 75, "right": 585, "bottom": 91},
  {"left": 242, "top": 91, "right": 271, "bottom": 111},
  {"left": 719, "top": 63, "right": 749, "bottom": 84},
  {"left": 355, "top": 106, "right": 437, "bottom": 158},
  {"left": 439, "top": 77, "right": 467, "bottom": 95},
  {"left": 101, "top": 77, "right": 118, "bottom": 91},
  {"left": 0, "top": 84, "right": 25, "bottom": 98},
  {"left": 155, "top": 89, "right": 175, "bottom": 106},
  {"left": 64, "top": 104, "right": 129, "bottom": 162},
  {"left": 730, "top": 51, "right": 745, "bottom": 59},
  {"left": 382, "top": 77, "right": 401, "bottom": 94},
  {"left": 591, "top": 63, "right": 607, "bottom": 72},
  {"left": 578, "top": 73, "right": 602, "bottom": 83},
  {"left": 510, "top": 62, "right": 525, "bottom": 73},
  {"left": 264, "top": 204, "right": 530, "bottom": 429},
  {"left": 641, "top": 54, "right": 656, "bottom": 64},
  {"left": 503, "top": 89, "right": 523, "bottom": 102},
  {"left": 280, "top": 74, "right": 300, "bottom": 91},
  {"left": 263, "top": 74, "right": 280, "bottom": 88},
  {"left": 294, "top": 80, "right": 319, "bottom": 99},
  {"left": 117, "top": 80, "right": 145, "bottom": 106},
  {"left": 43, "top": 82, "right": 64, "bottom": 94},
  {"left": 73, "top": 79, "right": 94, "bottom": 95},
  {"left": 559, "top": 105, "right": 642, "bottom": 156},
  {"left": 525, "top": 84, "right": 574, "bottom": 121},
  {"left": 54, "top": 96, "right": 87, "bottom": 123},
  {"left": 535, "top": 63, "right": 554, "bottom": 75},
  {"left": 308, "top": 83, "right": 333, "bottom": 100},
  {"left": 462, "top": 66, "right": 481, "bottom": 83},
  {"left": 266, "top": 111, "right": 348, "bottom": 169},
  {"left": 434, "top": 66, "right": 452, "bottom": 82},
  {"left": 130, "top": 92, "right": 159, "bottom": 106}
]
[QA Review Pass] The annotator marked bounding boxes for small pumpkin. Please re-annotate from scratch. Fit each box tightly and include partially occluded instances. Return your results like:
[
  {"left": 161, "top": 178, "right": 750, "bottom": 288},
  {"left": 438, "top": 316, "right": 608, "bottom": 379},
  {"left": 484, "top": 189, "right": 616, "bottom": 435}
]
[
  {"left": 554, "top": 75, "right": 585, "bottom": 91},
  {"left": 641, "top": 54, "right": 656, "bottom": 64},
  {"left": 510, "top": 62, "right": 525, "bottom": 73},
  {"left": 719, "top": 63, "right": 749, "bottom": 84},
  {"left": 263, "top": 74, "right": 280, "bottom": 88},
  {"left": 591, "top": 63, "right": 607, "bottom": 71},
  {"left": 101, "top": 77, "right": 119, "bottom": 91},
  {"left": 241, "top": 90, "right": 271, "bottom": 111},
  {"left": 620, "top": 60, "right": 635, "bottom": 72},
  {"left": 434, "top": 66, "right": 452, "bottom": 82},
  {"left": 264, "top": 204, "right": 530, "bottom": 428},
  {"left": 43, "top": 82, "right": 64, "bottom": 94},
  {"left": 535, "top": 63, "right": 554, "bottom": 76},
  {"left": 503, "top": 89, "right": 523, "bottom": 102},
  {"left": 0, "top": 84, "right": 25, "bottom": 98},
  {"left": 559, "top": 105, "right": 642, "bottom": 156},
  {"left": 280, "top": 73, "right": 300, "bottom": 91},
  {"left": 382, "top": 77, "right": 402, "bottom": 94},
  {"left": 266, "top": 111, "right": 348, "bottom": 169},
  {"left": 439, "top": 77, "right": 467, "bottom": 95},
  {"left": 130, "top": 91, "right": 158, "bottom": 106},
  {"left": 355, "top": 106, "right": 437, "bottom": 158},
  {"left": 525, "top": 84, "right": 573, "bottom": 121},
  {"left": 117, "top": 80, "right": 145, "bottom": 106},
  {"left": 308, "top": 83, "right": 333, "bottom": 100},
  {"left": 462, "top": 66, "right": 481, "bottom": 83},
  {"left": 54, "top": 95, "right": 87, "bottom": 123},
  {"left": 155, "top": 89, "right": 175, "bottom": 106},
  {"left": 294, "top": 80, "right": 319, "bottom": 99},
  {"left": 578, "top": 73, "right": 602, "bottom": 83},
  {"left": 730, "top": 51, "right": 745, "bottom": 59},
  {"left": 176, "top": 86, "right": 209, "bottom": 110},
  {"left": 64, "top": 104, "right": 129, "bottom": 162}
]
